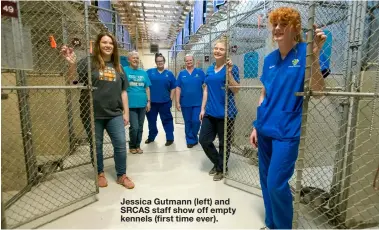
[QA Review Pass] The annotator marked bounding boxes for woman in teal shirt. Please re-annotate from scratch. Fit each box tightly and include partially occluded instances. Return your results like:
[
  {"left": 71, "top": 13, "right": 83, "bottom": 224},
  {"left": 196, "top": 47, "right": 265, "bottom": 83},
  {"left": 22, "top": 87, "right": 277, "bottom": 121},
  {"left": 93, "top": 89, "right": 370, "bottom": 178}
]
[{"left": 124, "top": 51, "right": 151, "bottom": 154}]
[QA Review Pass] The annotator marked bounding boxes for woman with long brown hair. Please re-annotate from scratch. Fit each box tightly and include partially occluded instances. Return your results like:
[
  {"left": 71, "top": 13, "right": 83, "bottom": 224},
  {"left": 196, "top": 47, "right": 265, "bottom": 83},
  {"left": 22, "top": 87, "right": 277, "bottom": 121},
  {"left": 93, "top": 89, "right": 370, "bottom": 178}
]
[{"left": 61, "top": 32, "right": 135, "bottom": 189}]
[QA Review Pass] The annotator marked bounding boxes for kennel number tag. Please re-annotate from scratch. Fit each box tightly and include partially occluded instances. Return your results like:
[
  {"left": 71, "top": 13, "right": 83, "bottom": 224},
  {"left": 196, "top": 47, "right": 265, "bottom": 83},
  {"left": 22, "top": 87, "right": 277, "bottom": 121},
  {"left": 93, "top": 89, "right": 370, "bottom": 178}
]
[{"left": 2, "top": 1, "right": 18, "bottom": 18}]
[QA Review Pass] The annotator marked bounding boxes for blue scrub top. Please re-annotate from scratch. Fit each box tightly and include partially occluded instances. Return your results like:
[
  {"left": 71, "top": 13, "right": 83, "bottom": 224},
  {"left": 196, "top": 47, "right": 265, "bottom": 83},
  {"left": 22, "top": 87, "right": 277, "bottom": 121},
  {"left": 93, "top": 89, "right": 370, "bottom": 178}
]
[
  {"left": 176, "top": 68, "right": 206, "bottom": 107},
  {"left": 123, "top": 66, "right": 151, "bottom": 108},
  {"left": 146, "top": 68, "right": 176, "bottom": 103},
  {"left": 253, "top": 42, "right": 329, "bottom": 140},
  {"left": 204, "top": 63, "right": 240, "bottom": 119}
]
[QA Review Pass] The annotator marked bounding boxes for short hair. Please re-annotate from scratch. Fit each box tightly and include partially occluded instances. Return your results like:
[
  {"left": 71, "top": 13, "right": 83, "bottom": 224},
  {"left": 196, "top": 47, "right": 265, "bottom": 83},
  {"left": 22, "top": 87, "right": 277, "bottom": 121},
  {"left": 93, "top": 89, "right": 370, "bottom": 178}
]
[
  {"left": 127, "top": 50, "right": 139, "bottom": 59},
  {"left": 184, "top": 54, "right": 194, "bottom": 61},
  {"left": 155, "top": 52, "right": 166, "bottom": 63},
  {"left": 268, "top": 7, "right": 303, "bottom": 42}
]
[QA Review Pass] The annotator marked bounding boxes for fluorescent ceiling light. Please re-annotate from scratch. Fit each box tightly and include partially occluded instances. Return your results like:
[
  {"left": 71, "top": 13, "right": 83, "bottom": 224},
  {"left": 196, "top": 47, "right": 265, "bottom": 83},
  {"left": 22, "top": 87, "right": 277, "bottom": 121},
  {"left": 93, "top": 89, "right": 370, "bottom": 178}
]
[{"left": 152, "top": 23, "right": 159, "bottom": 33}]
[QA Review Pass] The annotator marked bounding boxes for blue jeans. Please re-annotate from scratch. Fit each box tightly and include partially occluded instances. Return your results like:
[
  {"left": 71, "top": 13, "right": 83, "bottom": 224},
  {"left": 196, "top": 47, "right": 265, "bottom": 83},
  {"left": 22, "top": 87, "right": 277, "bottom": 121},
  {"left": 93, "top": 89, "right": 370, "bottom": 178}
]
[
  {"left": 95, "top": 115, "right": 127, "bottom": 177},
  {"left": 129, "top": 107, "right": 146, "bottom": 149}
]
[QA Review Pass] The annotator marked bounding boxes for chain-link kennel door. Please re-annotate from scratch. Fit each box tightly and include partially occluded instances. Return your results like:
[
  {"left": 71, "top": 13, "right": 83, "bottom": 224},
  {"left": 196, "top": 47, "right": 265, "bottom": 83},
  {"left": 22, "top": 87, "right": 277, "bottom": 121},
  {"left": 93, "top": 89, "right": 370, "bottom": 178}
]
[
  {"left": 1, "top": 1, "right": 100, "bottom": 228},
  {"left": 221, "top": 0, "right": 275, "bottom": 195},
  {"left": 172, "top": 45, "right": 186, "bottom": 125},
  {"left": 292, "top": 1, "right": 379, "bottom": 229},
  {"left": 220, "top": 3, "right": 379, "bottom": 224}
]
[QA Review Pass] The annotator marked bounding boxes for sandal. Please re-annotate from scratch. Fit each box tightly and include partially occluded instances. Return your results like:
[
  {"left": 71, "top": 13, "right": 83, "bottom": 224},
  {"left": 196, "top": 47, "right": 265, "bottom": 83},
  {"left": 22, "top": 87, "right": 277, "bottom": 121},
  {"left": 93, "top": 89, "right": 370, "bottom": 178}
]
[
  {"left": 117, "top": 174, "right": 135, "bottom": 189},
  {"left": 137, "top": 148, "right": 143, "bottom": 154},
  {"left": 129, "top": 149, "right": 137, "bottom": 154}
]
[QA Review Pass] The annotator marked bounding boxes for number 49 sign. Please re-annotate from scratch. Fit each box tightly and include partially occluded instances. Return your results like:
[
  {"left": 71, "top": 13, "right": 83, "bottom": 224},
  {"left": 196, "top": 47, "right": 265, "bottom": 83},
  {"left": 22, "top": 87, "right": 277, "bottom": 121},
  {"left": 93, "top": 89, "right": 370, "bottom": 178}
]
[{"left": 1, "top": 1, "right": 18, "bottom": 18}]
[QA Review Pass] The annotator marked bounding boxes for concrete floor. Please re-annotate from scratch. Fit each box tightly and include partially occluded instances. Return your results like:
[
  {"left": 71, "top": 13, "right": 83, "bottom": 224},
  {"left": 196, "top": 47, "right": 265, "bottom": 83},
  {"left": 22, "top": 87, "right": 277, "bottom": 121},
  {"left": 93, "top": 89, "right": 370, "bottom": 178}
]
[{"left": 37, "top": 119, "right": 266, "bottom": 229}]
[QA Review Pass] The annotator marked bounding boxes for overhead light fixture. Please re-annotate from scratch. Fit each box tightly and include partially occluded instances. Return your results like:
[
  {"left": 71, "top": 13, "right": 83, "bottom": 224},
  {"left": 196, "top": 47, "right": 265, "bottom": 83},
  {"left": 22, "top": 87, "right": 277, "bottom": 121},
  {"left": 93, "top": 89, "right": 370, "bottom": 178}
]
[{"left": 152, "top": 23, "right": 159, "bottom": 33}]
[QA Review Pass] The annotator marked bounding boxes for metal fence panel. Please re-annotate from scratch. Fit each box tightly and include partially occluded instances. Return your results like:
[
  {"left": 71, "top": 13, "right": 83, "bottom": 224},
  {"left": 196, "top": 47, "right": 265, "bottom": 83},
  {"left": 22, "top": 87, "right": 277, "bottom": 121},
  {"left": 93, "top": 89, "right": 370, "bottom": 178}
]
[
  {"left": 193, "top": 0, "right": 379, "bottom": 229},
  {"left": 223, "top": 0, "right": 272, "bottom": 193},
  {"left": 293, "top": 1, "right": 379, "bottom": 229},
  {"left": 0, "top": 1, "right": 106, "bottom": 228},
  {"left": 1, "top": 87, "right": 98, "bottom": 229}
]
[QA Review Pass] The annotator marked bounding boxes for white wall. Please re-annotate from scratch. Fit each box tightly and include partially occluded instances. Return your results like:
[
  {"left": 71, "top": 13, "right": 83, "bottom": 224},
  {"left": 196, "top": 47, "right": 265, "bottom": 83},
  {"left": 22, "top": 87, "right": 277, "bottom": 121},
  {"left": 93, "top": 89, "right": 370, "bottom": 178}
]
[{"left": 139, "top": 48, "right": 170, "bottom": 70}]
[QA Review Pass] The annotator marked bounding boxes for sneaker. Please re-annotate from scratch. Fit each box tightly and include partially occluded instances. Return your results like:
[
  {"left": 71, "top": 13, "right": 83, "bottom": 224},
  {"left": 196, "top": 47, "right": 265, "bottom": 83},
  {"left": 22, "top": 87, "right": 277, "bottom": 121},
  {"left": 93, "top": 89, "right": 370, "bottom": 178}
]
[
  {"left": 145, "top": 139, "right": 153, "bottom": 144},
  {"left": 117, "top": 174, "right": 135, "bottom": 189},
  {"left": 213, "top": 172, "right": 223, "bottom": 181},
  {"left": 209, "top": 167, "right": 217, "bottom": 176},
  {"left": 165, "top": 140, "right": 174, "bottom": 146},
  {"left": 260, "top": 226, "right": 270, "bottom": 230},
  {"left": 129, "top": 149, "right": 137, "bottom": 154},
  {"left": 136, "top": 148, "right": 143, "bottom": 154},
  {"left": 98, "top": 173, "right": 108, "bottom": 187}
]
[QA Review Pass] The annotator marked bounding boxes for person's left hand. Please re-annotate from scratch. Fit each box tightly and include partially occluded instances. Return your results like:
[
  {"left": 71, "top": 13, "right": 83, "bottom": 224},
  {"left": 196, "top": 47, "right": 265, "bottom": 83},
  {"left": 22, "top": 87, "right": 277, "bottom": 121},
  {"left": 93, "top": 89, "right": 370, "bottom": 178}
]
[
  {"left": 123, "top": 113, "right": 129, "bottom": 126},
  {"left": 313, "top": 24, "right": 327, "bottom": 55},
  {"left": 226, "top": 58, "right": 233, "bottom": 73},
  {"left": 146, "top": 102, "right": 151, "bottom": 112}
]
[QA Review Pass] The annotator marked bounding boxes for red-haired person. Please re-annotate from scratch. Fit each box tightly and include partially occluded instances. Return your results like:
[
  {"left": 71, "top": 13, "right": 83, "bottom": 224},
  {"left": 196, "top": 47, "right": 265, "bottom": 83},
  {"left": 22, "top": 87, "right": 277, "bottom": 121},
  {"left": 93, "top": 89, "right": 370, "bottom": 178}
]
[
  {"left": 61, "top": 32, "right": 135, "bottom": 189},
  {"left": 250, "top": 7, "right": 330, "bottom": 229}
]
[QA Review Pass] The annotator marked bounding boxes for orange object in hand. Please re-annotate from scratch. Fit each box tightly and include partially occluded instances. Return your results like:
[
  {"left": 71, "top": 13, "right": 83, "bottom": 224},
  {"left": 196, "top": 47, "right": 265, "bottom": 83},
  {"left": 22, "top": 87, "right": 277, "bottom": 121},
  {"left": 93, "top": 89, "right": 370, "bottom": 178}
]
[
  {"left": 258, "top": 14, "right": 262, "bottom": 29},
  {"left": 49, "top": 35, "right": 57, "bottom": 48},
  {"left": 90, "top": 40, "right": 93, "bottom": 54}
]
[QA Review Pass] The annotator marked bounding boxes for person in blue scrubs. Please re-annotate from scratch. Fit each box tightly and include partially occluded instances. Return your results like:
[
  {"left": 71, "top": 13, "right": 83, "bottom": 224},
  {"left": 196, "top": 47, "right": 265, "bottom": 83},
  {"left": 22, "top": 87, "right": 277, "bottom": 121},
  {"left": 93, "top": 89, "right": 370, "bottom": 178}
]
[
  {"left": 175, "top": 54, "right": 206, "bottom": 148},
  {"left": 249, "top": 7, "right": 330, "bottom": 230},
  {"left": 199, "top": 37, "right": 240, "bottom": 181},
  {"left": 123, "top": 51, "right": 151, "bottom": 154},
  {"left": 145, "top": 53, "right": 176, "bottom": 146}
]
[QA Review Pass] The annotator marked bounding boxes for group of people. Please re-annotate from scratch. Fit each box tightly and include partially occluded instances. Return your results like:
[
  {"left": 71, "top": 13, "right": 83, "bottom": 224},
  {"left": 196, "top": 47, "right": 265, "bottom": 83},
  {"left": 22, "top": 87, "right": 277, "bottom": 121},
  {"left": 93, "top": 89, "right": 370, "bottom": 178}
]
[{"left": 61, "top": 6, "right": 330, "bottom": 230}]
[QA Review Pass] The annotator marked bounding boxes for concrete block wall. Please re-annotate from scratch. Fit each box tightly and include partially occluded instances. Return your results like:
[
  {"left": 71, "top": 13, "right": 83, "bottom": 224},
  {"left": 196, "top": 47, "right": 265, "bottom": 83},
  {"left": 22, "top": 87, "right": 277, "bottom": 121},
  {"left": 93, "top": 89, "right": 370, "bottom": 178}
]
[{"left": 345, "top": 69, "right": 379, "bottom": 227}]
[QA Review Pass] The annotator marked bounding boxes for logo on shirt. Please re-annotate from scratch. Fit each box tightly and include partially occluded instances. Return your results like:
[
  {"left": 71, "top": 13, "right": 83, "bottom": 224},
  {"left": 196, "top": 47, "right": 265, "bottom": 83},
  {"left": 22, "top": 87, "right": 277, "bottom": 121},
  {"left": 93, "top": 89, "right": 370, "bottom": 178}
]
[
  {"left": 289, "top": 59, "right": 300, "bottom": 68},
  {"left": 166, "top": 74, "right": 169, "bottom": 77},
  {"left": 128, "top": 74, "right": 145, "bottom": 87},
  {"left": 269, "top": 65, "right": 275, "bottom": 69},
  {"left": 195, "top": 74, "right": 199, "bottom": 78},
  {"left": 130, "top": 82, "right": 145, "bottom": 87},
  {"left": 99, "top": 66, "right": 116, "bottom": 82}
]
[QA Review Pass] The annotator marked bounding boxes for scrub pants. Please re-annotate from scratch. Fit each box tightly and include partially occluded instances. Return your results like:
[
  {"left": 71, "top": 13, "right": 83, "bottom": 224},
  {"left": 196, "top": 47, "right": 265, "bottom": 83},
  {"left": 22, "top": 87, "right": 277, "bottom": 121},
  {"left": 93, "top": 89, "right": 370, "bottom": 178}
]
[
  {"left": 199, "top": 115, "right": 235, "bottom": 173},
  {"left": 181, "top": 106, "right": 201, "bottom": 145},
  {"left": 257, "top": 134, "right": 299, "bottom": 229},
  {"left": 146, "top": 101, "right": 174, "bottom": 141}
]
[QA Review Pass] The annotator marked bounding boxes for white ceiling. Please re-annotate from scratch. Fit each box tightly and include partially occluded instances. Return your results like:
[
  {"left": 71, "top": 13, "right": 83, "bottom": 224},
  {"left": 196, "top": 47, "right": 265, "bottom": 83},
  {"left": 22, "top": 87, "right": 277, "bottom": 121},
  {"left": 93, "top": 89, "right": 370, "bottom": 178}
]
[{"left": 112, "top": 0, "right": 194, "bottom": 49}]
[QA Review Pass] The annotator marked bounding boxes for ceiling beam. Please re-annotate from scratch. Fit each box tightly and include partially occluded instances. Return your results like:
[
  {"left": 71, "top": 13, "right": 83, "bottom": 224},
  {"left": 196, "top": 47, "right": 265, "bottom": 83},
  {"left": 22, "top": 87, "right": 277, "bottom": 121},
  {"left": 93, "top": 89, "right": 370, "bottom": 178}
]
[
  {"left": 113, "top": 0, "right": 194, "bottom": 47},
  {"left": 140, "top": 6, "right": 180, "bottom": 11},
  {"left": 118, "top": 11, "right": 184, "bottom": 16},
  {"left": 129, "top": 0, "right": 185, "bottom": 6}
]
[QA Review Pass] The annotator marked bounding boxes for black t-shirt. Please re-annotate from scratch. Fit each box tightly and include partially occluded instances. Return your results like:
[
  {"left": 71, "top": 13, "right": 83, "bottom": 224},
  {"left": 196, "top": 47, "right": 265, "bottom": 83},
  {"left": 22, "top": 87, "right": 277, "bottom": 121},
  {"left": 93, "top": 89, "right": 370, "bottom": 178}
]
[{"left": 76, "top": 57, "right": 129, "bottom": 119}]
